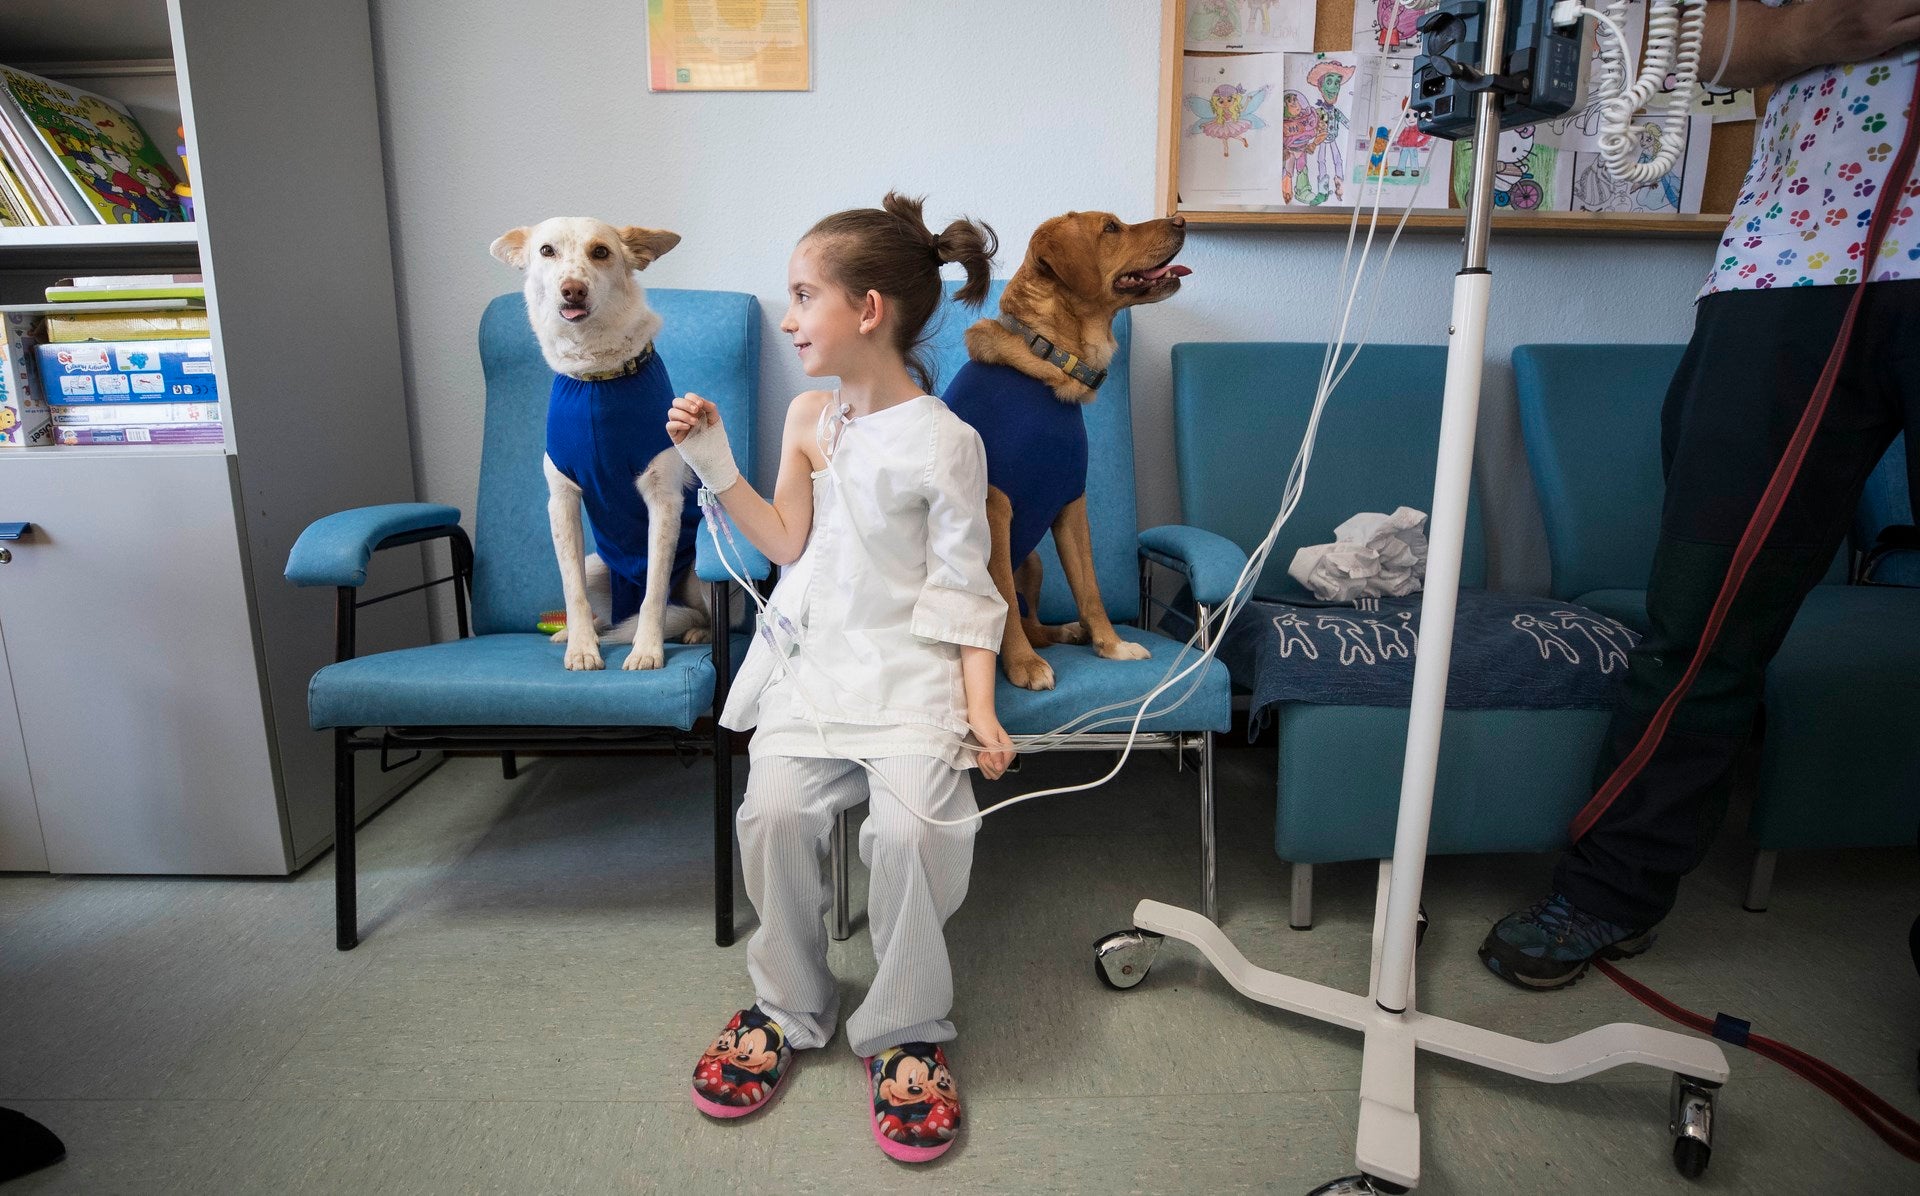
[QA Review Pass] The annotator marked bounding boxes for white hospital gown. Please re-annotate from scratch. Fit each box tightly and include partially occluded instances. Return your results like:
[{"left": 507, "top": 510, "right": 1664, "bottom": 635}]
[{"left": 721, "top": 394, "right": 1007, "bottom": 770}]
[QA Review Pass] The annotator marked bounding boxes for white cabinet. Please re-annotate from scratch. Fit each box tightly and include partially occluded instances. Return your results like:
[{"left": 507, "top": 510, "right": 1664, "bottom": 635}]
[
  {"left": 0, "top": 0, "right": 433, "bottom": 874},
  {"left": 0, "top": 453, "right": 287, "bottom": 872}
]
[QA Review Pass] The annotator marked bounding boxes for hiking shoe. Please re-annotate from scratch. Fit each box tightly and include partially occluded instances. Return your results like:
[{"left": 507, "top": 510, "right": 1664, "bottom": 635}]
[
  {"left": 690, "top": 1006, "right": 792, "bottom": 1118},
  {"left": 867, "top": 1042, "right": 961, "bottom": 1162},
  {"left": 1479, "top": 892, "right": 1654, "bottom": 990}
]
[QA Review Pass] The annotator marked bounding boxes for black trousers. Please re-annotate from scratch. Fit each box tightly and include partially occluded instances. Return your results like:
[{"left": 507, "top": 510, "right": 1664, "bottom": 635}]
[{"left": 1553, "top": 280, "right": 1920, "bottom": 930}]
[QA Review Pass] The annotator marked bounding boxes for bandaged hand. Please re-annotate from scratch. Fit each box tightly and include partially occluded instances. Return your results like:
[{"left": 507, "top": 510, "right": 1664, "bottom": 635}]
[{"left": 668, "top": 395, "right": 741, "bottom": 494}]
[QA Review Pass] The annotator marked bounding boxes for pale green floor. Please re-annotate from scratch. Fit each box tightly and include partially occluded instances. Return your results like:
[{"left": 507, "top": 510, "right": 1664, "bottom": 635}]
[{"left": 3, "top": 745, "right": 1916, "bottom": 1194}]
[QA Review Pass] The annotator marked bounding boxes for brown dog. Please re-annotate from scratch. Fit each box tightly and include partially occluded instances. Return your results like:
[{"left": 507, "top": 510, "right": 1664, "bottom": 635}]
[{"left": 944, "top": 211, "right": 1189, "bottom": 691}]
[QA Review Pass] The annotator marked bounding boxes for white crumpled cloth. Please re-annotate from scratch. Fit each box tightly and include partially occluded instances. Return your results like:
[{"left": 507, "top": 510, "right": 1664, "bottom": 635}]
[{"left": 1287, "top": 507, "right": 1430, "bottom": 601}]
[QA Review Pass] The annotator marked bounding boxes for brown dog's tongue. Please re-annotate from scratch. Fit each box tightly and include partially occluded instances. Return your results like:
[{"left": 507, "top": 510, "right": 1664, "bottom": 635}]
[{"left": 1140, "top": 263, "right": 1193, "bottom": 280}]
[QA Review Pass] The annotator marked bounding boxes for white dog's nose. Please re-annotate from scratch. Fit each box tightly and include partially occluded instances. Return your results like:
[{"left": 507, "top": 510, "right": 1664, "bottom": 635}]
[{"left": 560, "top": 279, "right": 589, "bottom": 306}]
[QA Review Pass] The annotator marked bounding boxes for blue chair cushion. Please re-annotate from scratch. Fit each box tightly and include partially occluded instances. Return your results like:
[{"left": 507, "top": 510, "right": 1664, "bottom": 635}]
[
  {"left": 1193, "top": 591, "right": 1636, "bottom": 723},
  {"left": 308, "top": 634, "right": 738, "bottom": 731},
  {"left": 994, "top": 627, "right": 1231, "bottom": 735}
]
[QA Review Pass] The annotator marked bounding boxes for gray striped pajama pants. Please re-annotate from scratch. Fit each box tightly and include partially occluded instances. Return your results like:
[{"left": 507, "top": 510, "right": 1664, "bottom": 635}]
[{"left": 738, "top": 753, "right": 978, "bottom": 1058}]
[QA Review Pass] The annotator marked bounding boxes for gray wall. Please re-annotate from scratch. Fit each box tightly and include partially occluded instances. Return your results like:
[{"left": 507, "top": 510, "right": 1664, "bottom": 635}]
[{"left": 368, "top": 0, "right": 1713, "bottom": 595}]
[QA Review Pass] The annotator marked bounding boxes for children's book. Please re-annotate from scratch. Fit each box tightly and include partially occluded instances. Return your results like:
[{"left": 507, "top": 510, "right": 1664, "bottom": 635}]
[
  {"left": 44, "top": 309, "right": 211, "bottom": 343},
  {"left": 0, "top": 148, "right": 47, "bottom": 224},
  {"left": 65, "top": 273, "right": 203, "bottom": 288},
  {"left": 0, "top": 65, "right": 189, "bottom": 225},
  {"left": 0, "top": 169, "right": 26, "bottom": 225},
  {"left": 0, "top": 103, "right": 80, "bottom": 222},
  {"left": 45, "top": 279, "right": 206, "bottom": 303}
]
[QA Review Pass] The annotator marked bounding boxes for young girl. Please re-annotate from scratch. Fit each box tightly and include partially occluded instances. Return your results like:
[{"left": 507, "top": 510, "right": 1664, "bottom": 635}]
[{"left": 667, "top": 193, "right": 1013, "bottom": 1162}]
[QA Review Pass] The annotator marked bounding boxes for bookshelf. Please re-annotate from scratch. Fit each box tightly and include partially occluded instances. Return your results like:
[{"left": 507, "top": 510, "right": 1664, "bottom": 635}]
[
  {"left": 1158, "top": 0, "right": 1758, "bottom": 236},
  {"left": 0, "top": 0, "right": 432, "bottom": 875}
]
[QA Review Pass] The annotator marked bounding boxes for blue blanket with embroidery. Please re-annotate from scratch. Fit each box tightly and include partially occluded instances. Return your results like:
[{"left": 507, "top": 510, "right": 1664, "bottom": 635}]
[{"left": 1173, "top": 591, "right": 1638, "bottom": 729}]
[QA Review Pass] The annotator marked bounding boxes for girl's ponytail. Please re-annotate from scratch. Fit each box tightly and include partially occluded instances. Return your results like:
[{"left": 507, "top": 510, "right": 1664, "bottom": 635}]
[{"left": 806, "top": 191, "right": 998, "bottom": 392}]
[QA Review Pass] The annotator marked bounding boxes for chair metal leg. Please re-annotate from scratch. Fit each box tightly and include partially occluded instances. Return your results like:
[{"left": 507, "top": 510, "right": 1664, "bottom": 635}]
[
  {"left": 334, "top": 728, "right": 358, "bottom": 951},
  {"left": 1291, "top": 862, "right": 1315, "bottom": 930},
  {"left": 1199, "top": 731, "right": 1218, "bottom": 924},
  {"left": 1743, "top": 849, "right": 1777, "bottom": 913},
  {"left": 830, "top": 809, "right": 852, "bottom": 941},
  {"left": 1193, "top": 601, "right": 1218, "bottom": 925},
  {"left": 712, "top": 580, "right": 736, "bottom": 948},
  {"left": 500, "top": 751, "right": 517, "bottom": 780},
  {"left": 714, "top": 722, "right": 735, "bottom": 947}
]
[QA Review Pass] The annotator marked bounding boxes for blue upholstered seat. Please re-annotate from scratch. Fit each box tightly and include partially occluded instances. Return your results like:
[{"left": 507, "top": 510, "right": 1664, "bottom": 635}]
[
  {"left": 287, "top": 288, "right": 764, "bottom": 949},
  {"left": 1171, "top": 342, "right": 1608, "bottom": 926}
]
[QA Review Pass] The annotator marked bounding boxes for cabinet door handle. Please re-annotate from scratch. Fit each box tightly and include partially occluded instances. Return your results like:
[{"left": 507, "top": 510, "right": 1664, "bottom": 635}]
[{"left": 0, "top": 522, "right": 29, "bottom": 563}]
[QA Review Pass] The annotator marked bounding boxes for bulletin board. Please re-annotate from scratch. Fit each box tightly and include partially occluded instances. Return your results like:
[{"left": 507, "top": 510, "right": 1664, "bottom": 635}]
[{"left": 1158, "top": 0, "right": 1759, "bottom": 236}]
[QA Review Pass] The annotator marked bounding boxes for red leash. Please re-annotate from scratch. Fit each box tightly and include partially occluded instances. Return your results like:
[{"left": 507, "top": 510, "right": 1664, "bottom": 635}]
[
  {"left": 1595, "top": 958, "right": 1920, "bottom": 1162},
  {"left": 1570, "top": 65, "right": 1920, "bottom": 841}
]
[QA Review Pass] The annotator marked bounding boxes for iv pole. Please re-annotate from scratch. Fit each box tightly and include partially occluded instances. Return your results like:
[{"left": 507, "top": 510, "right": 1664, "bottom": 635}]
[{"left": 1094, "top": 0, "right": 1730, "bottom": 1188}]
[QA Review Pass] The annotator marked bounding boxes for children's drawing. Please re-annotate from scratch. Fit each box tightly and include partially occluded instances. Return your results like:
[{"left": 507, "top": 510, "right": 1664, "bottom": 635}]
[
  {"left": 1569, "top": 116, "right": 1710, "bottom": 214},
  {"left": 1185, "top": 82, "right": 1273, "bottom": 158},
  {"left": 1353, "top": 0, "right": 1424, "bottom": 55},
  {"left": 1347, "top": 57, "right": 1454, "bottom": 208},
  {"left": 1279, "top": 54, "right": 1357, "bottom": 206},
  {"left": 1451, "top": 126, "right": 1571, "bottom": 211},
  {"left": 1188, "top": 0, "right": 1242, "bottom": 44},
  {"left": 1178, "top": 56, "right": 1289, "bottom": 207},
  {"left": 1185, "top": 0, "right": 1316, "bottom": 52}
]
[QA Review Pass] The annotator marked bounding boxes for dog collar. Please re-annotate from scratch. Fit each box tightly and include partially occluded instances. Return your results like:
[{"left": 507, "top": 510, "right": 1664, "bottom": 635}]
[
  {"left": 571, "top": 342, "right": 653, "bottom": 382},
  {"left": 997, "top": 314, "right": 1107, "bottom": 391}
]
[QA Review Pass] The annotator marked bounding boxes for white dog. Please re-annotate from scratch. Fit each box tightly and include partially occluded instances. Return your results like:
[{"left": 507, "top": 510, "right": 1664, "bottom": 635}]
[{"left": 490, "top": 216, "right": 713, "bottom": 671}]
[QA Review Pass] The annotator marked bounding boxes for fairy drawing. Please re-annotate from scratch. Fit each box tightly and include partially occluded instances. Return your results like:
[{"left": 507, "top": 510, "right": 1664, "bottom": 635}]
[{"left": 1185, "top": 81, "right": 1272, "bottom": 157}]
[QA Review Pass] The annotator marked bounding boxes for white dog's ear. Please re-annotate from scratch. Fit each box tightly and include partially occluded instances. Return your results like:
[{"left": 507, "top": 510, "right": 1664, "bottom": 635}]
[
  {"left": 490, "top": 227, "right": 533, "bottom": 268},
  {"left": 619, "top": 227, "right": 681, "bottom": 270}
]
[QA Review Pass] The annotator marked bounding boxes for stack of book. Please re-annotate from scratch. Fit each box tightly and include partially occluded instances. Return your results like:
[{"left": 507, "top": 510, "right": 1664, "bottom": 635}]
[
  {"left": 33, "top": 273, "right": 221, "bottom": 447},
  {"left": 0, "top": 63, "right": 191, "bottom": 227}
]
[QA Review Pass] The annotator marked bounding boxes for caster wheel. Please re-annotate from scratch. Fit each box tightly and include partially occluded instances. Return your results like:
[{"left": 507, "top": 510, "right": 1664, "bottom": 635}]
[
  {"left": 1672, "top": 1135, "right": 1710, "bottom": 1179},
  {"left": 1094, "top": 928, "right": 1162, "bottom": 991},
  {"left": 1308, "top": 1176, "right": 1408, "bottom": 1195},
  {"left": 1668, "top": 1073, "right": 1717, "bottom": 1179}
]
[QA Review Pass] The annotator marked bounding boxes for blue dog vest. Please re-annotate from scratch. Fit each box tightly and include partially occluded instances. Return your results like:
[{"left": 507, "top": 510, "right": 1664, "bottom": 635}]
[
  {"left": 942, "top": 359, "right": 1088, "bottom": 570},
  {"left": 544, "top": 349, "right": 699, "bottom": 625}
]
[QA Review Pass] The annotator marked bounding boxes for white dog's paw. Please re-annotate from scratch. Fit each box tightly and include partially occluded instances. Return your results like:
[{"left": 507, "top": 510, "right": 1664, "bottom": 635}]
[
  {"left": 1098, "top": 638, "right": 1152, "bottom": 662},
  {"left": 550, "top": 628, "right": 569, "bottom": 643},
  {"left": 1052, "top": 621, "right": 1092, "bottom": 645},
  {"left": 681, "top": 625, "right": 713, "bottom": 645},
  {"left": 624, "top": 641, "right": 666, "bottom": 670},
  {"left": 564, "top": 641, "right": 605, "bottom": 671}
]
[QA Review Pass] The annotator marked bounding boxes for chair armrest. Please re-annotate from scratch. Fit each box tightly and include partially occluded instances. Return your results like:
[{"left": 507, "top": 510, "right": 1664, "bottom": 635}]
[
  {"left": 1139, "top": 524, "right": 1249, "bottom": 608},
  {"left": 695, "top": 510, "right": 771, "bottom": 583},
  {"left": 285, "top": 502, "right": 464, "bottom": 587}
]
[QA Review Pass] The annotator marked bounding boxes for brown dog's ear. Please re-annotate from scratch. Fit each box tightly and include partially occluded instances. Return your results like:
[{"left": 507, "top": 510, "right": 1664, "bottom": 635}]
[
  {"left": 1026, "top": 222, "right": 1062, "bottom": 282},
  {"left": 619, "top": 227, "right": 682, "bottom": 270},
  {"left": 489, "top": 227, "right": 532, "bottom": 268}
]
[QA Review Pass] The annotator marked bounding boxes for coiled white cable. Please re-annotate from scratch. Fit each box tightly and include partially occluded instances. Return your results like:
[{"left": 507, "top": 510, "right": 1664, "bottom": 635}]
[{"left": 1581, "top": 0, "right": 1708, "bottom": 183}]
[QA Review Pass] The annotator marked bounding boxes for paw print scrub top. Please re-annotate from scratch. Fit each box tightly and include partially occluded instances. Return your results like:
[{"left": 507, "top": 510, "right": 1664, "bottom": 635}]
[
  {"left": 719, "top": 395, "right": 1007, "bottom": 770},
  {"left": 1704, "top": 10, "right": 1917, "bottom": 296}
]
